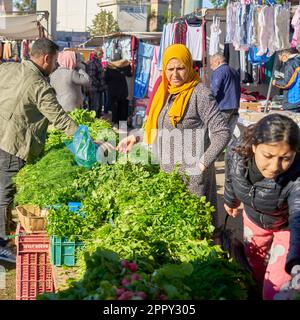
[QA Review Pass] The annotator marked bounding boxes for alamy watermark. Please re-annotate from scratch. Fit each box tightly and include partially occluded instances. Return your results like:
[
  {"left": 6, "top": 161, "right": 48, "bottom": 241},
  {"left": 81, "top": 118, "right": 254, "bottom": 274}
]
[{"left": 95, "top": 121, "right": 206, "bottom": 176}]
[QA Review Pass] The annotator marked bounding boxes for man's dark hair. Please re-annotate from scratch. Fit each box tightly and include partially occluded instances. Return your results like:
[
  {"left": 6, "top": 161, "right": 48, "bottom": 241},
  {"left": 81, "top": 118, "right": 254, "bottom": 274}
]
[{"left": 30, "top": 38, "right": 59, "bottom": 57}]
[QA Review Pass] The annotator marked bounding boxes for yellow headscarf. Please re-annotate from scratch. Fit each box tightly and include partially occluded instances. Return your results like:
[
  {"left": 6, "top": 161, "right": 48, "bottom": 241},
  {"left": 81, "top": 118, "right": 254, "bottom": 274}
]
[{"left": 144, "top": 44, "right": 200, "bottom": 144}]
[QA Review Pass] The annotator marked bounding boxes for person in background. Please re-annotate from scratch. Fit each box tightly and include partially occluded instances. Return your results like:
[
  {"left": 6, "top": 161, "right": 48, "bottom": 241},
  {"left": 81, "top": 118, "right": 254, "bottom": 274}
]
[
  {"left": 86, "top": 47, "right": 106, "bottom": 118},
  {"left": 0, "top": 38, "right": 79, "bottom": 263},
  {"left": 209, "top": 53, "right": 240, "bottom": 137},
  {"left": 224, "top": 114, "right": 300, "bottom": 300},
  {"left": 75, "top": 52, "right": 90, "bottom": 110},
  {"left": 117, "top": 44, "right": 230, "bottom": 213},
  {"left": 75, "top": 52, "right": 87, "bottom": 72},
  {"left": 50, "top": 50, "right": 90, "bottom": 112},
  {"left": 273, "top": 48, "right": 300, "bottom": 112},
  {"left": 105, "top": 59, "right": 132, "bottom": 128}
]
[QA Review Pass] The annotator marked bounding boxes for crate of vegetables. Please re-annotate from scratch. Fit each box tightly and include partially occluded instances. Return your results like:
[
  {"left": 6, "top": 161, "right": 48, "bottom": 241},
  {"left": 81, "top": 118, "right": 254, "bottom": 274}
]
[
  {"left": 50, "top": 236, "right": 84, "bottom": 266},
  {"left": 49, "top": 202, "right": 84, "bottom": 266}
]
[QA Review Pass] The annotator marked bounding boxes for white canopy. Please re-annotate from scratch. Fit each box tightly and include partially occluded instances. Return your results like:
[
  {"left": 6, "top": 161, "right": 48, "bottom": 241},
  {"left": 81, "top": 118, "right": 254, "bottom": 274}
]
[{"left": 0, "top": 14, "right": 41, "bottom": 40}]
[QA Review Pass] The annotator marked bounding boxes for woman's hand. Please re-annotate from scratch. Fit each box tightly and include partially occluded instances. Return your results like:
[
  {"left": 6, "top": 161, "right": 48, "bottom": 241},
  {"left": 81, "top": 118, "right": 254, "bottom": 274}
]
[
  {"left": 116, "top": 135, "right": 137, "bottom": 154},
  {"left": 224, "top": 203, "right": 239, "bottom": 218}
]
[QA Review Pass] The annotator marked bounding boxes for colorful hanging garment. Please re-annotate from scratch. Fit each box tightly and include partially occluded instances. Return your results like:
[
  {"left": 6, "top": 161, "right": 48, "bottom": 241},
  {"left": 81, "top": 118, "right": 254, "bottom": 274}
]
[
  {"left": 134, "top": 42, "right": 154, "bottom": 99},
  {"left": 291, "top": 6, "right": 300, "bottom": 48}
]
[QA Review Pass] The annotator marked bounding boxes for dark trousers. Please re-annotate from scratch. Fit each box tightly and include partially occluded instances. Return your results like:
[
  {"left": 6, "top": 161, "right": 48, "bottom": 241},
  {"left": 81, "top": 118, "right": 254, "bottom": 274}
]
[
  {"left": 0, "top": 149, "right": 25, "bottom": 241},
  {"left": 110, "top": 95, "right": 129, "bottom": 124},
  {"left": 221, "top": 109, "right": 239, "bottom": 135},
  {"left": 103, "top": 90, "right": 109, "bottom": 114},
  {"left": 89, "top": 91, "right": 103, "bottom": 118}
]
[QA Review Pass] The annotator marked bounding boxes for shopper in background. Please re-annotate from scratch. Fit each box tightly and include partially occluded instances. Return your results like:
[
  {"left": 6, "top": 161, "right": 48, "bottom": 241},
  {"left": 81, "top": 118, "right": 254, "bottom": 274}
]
[
  {"left": 209, "top": 53, "right": 240, "bottom": 137},
  {"left": 50, "top": 50, "right": 90, "bottom": 112},
  {"left": 105, "top": 59, "right": 132, "bottom": 128},
  {"left": 86, "top": 47, "right": 107, "bottom": 118},
  {"left": 75, "top": 52, "right": 90, "bottom": 109},
  {"left": 224, "top": 114, "right": 300, "bottom": 300},
  {"left": 273, "top": 48, "right": 300, "bottom": 112}
]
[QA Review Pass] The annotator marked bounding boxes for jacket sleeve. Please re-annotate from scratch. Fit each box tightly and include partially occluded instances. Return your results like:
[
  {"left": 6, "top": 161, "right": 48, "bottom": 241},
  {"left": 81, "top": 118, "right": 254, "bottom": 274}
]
[
  {"left": 274, "top": 63, "right": 299, "bottom": 89},
  {"left": 210, "top": 70, "right": 222, "bottom": 99},
  {"left": 123, "top": 65, "right": 132, "bottom": 77},
  {"left": 32, "top": 80, "right": 78, "bottom": 137},
  {"left": 196, "top": 85, "right": 230, "bottom": 168},
  {"left": 224, "top": 150, "right": 241, "bottom": 209},
  {"left": 285, "top": 180, "right": 300, "bottom": 274},
  {"left": 72, "top": 69, "right": 90, "bottom": 87}
]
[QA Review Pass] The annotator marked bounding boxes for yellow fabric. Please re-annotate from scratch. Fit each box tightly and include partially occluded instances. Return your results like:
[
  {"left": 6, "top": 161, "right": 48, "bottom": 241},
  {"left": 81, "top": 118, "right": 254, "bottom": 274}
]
[{"left": 144, "top": 44, "right": 200, "bottom": 144}]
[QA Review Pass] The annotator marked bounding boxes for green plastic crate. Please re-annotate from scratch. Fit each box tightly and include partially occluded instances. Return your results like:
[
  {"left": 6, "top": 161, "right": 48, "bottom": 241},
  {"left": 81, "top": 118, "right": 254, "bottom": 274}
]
[{"left": 50, "top": 236, "right": 84, "bottom": 266}]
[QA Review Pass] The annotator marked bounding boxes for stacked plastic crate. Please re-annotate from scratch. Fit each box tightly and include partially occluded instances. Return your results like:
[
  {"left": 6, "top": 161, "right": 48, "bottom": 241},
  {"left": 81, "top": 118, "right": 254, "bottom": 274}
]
[
  {"left": 15, "top": 224, "right": 55, "bottom": 300},
  {"left": 50, "top": 202, "right": 84, "bottom": 267}
]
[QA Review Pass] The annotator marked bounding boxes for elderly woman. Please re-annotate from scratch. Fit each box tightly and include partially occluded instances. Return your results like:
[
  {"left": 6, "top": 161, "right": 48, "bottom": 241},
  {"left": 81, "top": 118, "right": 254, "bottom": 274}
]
[
  {"left": 50, "top": 51, "right": 90, "bottom": 112},
  {"left": 118, "top": 44, "right": 230, "bottom": 211}
]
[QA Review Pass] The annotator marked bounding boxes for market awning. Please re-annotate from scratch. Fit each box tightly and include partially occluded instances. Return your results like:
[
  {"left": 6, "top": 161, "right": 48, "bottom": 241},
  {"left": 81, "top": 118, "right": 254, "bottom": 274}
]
[
  {"left": 0, "top": 14, "right": 42, "bottom": 40},
  {"left": 79, "top": 32, "right": 162, "bottom": 48}
]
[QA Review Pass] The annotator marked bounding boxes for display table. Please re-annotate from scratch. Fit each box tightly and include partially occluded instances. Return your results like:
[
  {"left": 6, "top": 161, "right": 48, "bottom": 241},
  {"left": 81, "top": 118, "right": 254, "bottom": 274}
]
[{"left": 234, "top": 109, "right": 300, "bottom": 139}]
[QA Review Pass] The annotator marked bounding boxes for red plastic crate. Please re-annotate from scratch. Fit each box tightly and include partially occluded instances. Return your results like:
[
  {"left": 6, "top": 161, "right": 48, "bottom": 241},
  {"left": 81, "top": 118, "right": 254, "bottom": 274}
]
[
  {"left": 16, "top": 253, "right": 55, "bottom": 300},
  {"left": 16, "top": 224, "right": 50, "bottom": 254},
  {"left": 15, "top": 224, "right": 55, "bottom": 300}
]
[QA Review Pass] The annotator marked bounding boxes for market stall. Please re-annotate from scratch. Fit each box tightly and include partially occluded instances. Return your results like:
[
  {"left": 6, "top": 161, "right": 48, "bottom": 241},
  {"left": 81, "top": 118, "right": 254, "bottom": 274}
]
[
  {"left": 13, "top": 109, "right": 255, "bottom": 301},
  {"left": 79, "top": 31, "right": 162, "bottom": 128},
  {"left": 156, "top": 3, "right": 300, "bottom": 113},
  {"left": 0, "top": 13, "right": 47, "bottom": 61}
]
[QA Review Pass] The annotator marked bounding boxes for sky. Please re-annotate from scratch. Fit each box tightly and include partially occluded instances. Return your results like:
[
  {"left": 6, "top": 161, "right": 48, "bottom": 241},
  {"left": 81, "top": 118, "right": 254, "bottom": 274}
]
[{"left": 203, "top": 0, "right": 214, "bottom": 8}]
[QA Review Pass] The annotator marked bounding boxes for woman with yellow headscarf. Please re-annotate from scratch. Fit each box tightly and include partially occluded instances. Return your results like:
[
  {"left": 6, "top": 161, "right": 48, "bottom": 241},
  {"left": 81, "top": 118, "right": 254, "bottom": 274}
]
[{"left": 118, "top": 44, "right": 230, "bottom": 211}]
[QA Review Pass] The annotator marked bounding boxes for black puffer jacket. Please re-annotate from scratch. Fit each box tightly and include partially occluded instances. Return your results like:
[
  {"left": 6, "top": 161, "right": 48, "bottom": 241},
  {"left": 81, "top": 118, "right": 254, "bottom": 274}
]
[{"left": 224, "top": 148, "right": 300, "bottom": 274}]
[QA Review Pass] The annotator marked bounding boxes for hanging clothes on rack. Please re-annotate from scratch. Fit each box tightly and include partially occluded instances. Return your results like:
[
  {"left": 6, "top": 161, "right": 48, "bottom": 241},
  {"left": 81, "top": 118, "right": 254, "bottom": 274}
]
[
  {"left": 2, "top": 41, "right": 11, "bottom": 60},
  {"left": 250, "top": 5, "right": 261, "bottom": 47},
  {"left": 274, "top": 4, "right": 290, "bottom": 51},
  {"left": 291, "top": 5, "right": 300, "bottom": 48},
  {"left": 157, "top": 23, "right": 176, "bottom": 70},
  {"left": 186, "top": 22, "right": 203, "bottom": 61},
  {"left": 209, "top": 16, "right": 222, "bottom": 56},
  {"left": 147, "top": 45, "right": 161, "bottom": 98},
  {"left": 235, "top": 3, "right": 253, "bottom": 50},
  {"left": 257, "top": 5, "right": 275, "bottom": 56},
  {"left": 119, "top": 37, "right": 132, "bottom": 61},
  {"left": 174, "top": 21, "right": 187, "bottom": 45},
  {"left": 11, "top": 41, "right": 19, "bottom": 58},
  {"left": 133, "top": 42, "right": 154, "bottom": 99},
  {"left": 20, "top": 39, "right": 29, "bottom": 60},
  {"left": 225, "top": 1, "right": 239, "bottom": 45}
]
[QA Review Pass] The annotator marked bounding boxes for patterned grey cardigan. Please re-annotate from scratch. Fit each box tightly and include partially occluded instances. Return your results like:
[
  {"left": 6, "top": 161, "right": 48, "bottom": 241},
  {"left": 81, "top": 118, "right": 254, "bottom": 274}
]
[{"left": 152, "top": 82, "right": 230, "bottom": 210}]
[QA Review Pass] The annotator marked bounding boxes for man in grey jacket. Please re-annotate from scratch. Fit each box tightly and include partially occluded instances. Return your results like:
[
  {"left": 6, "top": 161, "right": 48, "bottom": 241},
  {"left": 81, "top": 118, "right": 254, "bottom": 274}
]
[{"left": 0, "top": 38, "right": 79, "bottom": 263}]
